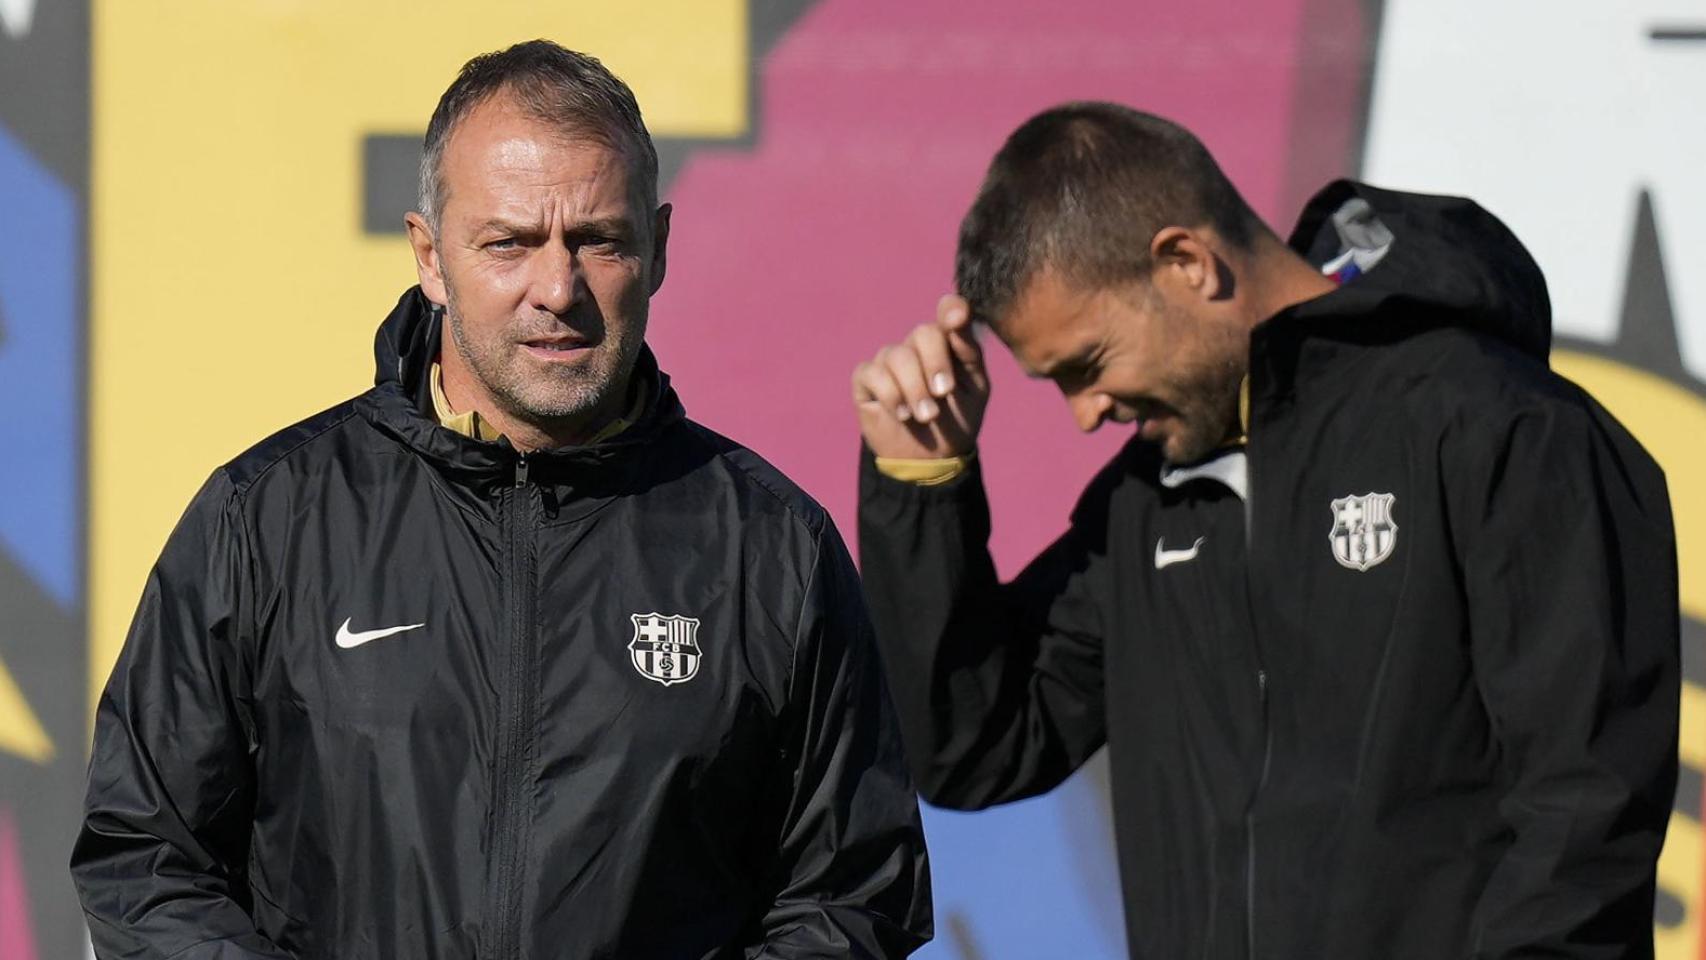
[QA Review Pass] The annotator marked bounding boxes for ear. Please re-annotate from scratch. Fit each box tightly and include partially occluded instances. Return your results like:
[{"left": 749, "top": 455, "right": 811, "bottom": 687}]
[
  {"left": 647, "top": 203, "right": 673, "bottom": 296},
  {"left": 1149, "top": 226, "right": 1223, "bottom": 302},
  {"left": 404, "top": 212, "right": 448, "bottom": 306}
]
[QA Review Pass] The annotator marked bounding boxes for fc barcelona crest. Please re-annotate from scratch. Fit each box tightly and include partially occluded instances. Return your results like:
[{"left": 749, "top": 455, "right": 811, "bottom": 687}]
[
  {"left": 629, "top": 613, "right": 703, "bottom": 686},
  {"left": 1329, "top": 492, "right": 1399, "bottom": 571}
]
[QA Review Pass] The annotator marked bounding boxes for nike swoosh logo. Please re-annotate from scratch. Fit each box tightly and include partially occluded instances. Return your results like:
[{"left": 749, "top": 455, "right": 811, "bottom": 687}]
[
  {"left": 335, "top": 618, "right": 425, "bottom": 649},
  {"left": 1154, "top": 536, "right": 1207, "bottom": 570}
]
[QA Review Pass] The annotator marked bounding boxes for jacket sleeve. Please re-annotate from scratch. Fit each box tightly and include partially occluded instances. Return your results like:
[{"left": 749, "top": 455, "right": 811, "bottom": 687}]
[
  {"left": 1454, "top": 403, "right": 1679, "bottom": 959},
  {"left": 856, "top": 447, "right": 1110, "bottom": 811},
  {"left": 71, "top": 471, "right": 293, "bottom": 960},
  {"left": 748, "top": 519, "right": 933, "bottom": 958}
]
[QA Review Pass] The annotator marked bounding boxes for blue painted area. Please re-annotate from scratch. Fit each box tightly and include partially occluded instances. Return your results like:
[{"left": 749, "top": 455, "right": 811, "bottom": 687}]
[
  {"left": 0, "top": 123, "right": 79, "bottom": 608},
  {"left": 915, "top": 773, "right": 1125, "bottom": 960}
]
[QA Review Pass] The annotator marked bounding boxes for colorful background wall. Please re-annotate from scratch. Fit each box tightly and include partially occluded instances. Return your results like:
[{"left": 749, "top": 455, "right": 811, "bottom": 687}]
[{"left": 1, "top": 2, "right": 1700, "bottom": 957}]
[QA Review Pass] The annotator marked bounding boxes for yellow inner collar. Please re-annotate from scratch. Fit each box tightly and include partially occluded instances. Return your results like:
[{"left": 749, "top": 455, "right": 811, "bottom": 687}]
[{"left": 429, "top": 361, "right": 642, "bottom": 446}]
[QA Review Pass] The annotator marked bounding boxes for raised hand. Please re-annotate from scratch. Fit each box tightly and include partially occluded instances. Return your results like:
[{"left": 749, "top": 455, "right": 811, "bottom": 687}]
[{"left": 852, "top": 294, "right": 991, "bottom": 459}]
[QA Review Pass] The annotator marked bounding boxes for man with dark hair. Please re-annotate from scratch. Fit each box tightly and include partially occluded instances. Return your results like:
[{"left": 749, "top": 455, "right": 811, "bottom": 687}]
[
  {"left": 73, "top": 40, "right": 931, "bottom": 959},
  {"left": 853, "top": 101, "right": 1677, "bottom": 958}
]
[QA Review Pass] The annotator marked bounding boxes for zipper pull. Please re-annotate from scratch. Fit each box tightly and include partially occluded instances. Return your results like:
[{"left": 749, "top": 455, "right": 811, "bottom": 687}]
[
  {"left": 1257, "top": 668, "right": 1269, "bottom": 703},
  {"left": 514, "top": 454, "right": 530, "bottom": 487}
]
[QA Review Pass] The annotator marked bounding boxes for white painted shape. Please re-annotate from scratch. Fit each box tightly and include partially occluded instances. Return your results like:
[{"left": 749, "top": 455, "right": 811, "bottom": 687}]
[
  {"left": 1363, "top": 1, "right": 1706, "bottom": 378},
  {"left": 0, "top": 0, "right": 35, "bottom": 39}
]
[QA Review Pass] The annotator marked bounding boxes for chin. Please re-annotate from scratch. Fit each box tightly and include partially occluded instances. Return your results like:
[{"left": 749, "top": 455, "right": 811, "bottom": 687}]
[{"left": 1162, "top": 432, "right": 1214, "bottom": 466}]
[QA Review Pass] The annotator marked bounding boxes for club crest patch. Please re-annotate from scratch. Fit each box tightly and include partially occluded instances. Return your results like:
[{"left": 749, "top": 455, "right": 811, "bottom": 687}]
[
  {"left": 1329, "top": 492, "right": 1399, "bottom": 571},
  {"left": 629, "top": 612, "right": 703, "bottom": 686}
]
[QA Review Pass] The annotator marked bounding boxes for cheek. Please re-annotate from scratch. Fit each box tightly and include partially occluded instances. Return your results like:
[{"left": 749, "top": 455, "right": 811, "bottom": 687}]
[
  {"left": 466, "top": 268, "right": 541, "bottom": 324},
  {"left": 584, "top": 260, "right": 649, "bottom": 315}
]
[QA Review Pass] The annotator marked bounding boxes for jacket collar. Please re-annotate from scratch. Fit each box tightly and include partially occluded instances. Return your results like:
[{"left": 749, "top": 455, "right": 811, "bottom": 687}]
[
  {"left": 1247, "top": 180, "right": 1554, "bottom": 417},
  {"left": 355, "top": 286, "right": 687, "bottom": 497}
]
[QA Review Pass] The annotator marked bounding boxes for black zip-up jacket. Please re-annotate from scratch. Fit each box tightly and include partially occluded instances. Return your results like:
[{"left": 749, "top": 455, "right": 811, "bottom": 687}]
[
  {"left": 73, "top": 288, "right": 931, "bottom": 960},
  {"left": 858, "top": 182, "right": 1678, "bottom": 959}
]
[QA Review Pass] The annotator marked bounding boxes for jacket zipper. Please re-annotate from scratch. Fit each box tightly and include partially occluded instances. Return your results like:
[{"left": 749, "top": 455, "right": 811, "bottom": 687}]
[
  {"left": 1246, "top": 667, "right": 1272, "bottom": 960},
  {"left": 488, "top": 453, "right": 536, "bottom": 958}
]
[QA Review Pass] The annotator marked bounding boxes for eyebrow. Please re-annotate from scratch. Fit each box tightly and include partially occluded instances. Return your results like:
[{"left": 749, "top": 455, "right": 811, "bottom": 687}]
[
  {"left": 566, "top": 216, "right": 636, "bottom": 238},
  {"left": 471, "top": 216, "right": 636, "bottom": 238},
  {"left": 471, "top": 217, "right": 539, "bottom": 237},
  {"left": 1033, "top": 348, "right": 1094, "bottom": 380}
]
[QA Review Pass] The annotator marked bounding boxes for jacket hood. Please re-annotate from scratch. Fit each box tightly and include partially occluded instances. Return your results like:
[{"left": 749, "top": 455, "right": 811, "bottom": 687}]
[
  {"left": 1284, "top": 180, "right": 1552, "bottom": 360},
  {"left": 358, "top": 285, "right": 686, "bottom": 481}
]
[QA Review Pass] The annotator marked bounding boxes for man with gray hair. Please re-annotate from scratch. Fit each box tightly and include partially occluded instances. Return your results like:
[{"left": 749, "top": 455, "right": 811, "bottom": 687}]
[{"left": 72, "top": 40, "right": 930, "bottom": 959}]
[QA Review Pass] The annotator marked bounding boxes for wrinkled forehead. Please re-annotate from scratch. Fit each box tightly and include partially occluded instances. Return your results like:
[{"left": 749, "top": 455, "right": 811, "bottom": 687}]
[{"left": 439, "top": 96, "right": 647, "bottom": 221}]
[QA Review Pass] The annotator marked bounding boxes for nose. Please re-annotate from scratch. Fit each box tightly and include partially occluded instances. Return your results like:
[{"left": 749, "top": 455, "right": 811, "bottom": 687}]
[
  {"left": 529, "top": 242, "right": 582, "bottom": 318},
  {"left": 1068, "top": 391, "right": 1112, "bottom": 433}
]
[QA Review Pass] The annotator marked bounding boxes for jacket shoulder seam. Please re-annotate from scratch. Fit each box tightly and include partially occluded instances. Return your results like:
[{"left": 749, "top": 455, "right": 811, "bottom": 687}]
[
  {"left": 683, "top": 426, "right": 827, "bottom": 537},
  {"left": 224, "top": 406, "right": 362, "bottom": 502}
]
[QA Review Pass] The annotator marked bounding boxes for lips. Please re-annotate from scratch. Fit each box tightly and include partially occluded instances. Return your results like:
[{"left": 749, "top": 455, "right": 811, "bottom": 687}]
[
  {"left": 519, "top": 339, "right": 596, "bottom": 366},
  {"left": 521, "top": 337, "right": 591, "bottom": 351},
  {"left": 518, "top": 333, "right": 596, "bottom": 361}
]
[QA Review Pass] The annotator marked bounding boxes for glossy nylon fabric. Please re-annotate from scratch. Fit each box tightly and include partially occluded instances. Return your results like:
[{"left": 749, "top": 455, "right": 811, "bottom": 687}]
[
  {"left": 859, "top": 182, "right": 1678, "bottom": 959},
  {"left": 73, "top": 288, "right": 931, "bottom": 959}
]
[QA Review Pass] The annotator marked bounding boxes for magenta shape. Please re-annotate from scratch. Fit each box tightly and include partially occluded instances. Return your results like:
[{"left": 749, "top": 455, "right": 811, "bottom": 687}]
[
  {"left": 650, "top": 0, "right": 1325, "bottom": 575},
  {"left": 0, "top": 808, "right": 40, "bottom": 960}
]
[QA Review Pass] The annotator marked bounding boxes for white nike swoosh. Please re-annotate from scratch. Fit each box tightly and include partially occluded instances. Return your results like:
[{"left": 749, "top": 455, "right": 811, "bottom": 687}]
[
  {"left": 335, "top": 618, "right": 426, "bottom": 649},
  {"left": 1154, "top": 536, "right": 1207, "bottom": 570}
]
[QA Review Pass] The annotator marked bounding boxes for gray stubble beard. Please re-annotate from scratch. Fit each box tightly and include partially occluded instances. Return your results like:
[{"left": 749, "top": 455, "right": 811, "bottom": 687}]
[{"left": 440, "top": 276, "right": 645, "bottom": 430}]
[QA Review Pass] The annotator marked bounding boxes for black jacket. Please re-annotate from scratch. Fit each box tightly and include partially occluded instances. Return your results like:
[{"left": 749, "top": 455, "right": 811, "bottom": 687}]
[
  {"left": 74, "top": 289, "right": 931, "bottom": 959},
  {"left": 858, "top": 182, "right": 1678, "bottom": 959}
]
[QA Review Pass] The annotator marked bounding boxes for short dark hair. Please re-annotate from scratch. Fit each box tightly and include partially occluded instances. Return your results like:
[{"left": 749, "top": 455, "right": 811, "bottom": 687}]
[
  {"left": 419, "top": 39, "right": 658, "bottom": 229},
  {"left": 954, "top": 102, "right": 1263, "bottom": 324}
]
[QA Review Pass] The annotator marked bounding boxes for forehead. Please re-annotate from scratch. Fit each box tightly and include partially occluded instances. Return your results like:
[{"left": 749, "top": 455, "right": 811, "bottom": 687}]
[
  {"left": 997, "top": 269, "right": 1114, "bottom": 374},
  {"left": 439, "top": 95, "right": 637, "bottom": 219}
]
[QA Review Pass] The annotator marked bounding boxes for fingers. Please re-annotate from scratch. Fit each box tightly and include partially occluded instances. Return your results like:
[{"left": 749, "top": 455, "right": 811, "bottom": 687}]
[
  {"left": 852, "top": 294, "right": 991, "bottom": 431},
  {"left": 935, "top": 294, "right": 985, "bottom": 376},
  {"left": 879, "top": 343, "right": 939, "bottom": 423},
  {"left": 852, "top": 345, "right": 936, "bottom": 423},
  {"left": 907, "top": 323, "right": 957, "bottom": 400},
  {"left": 851, "top": 357, "right": 912, "bottom": 423},
  {"left": 852, "top": 332, "right": 954, "bottom": 424}
]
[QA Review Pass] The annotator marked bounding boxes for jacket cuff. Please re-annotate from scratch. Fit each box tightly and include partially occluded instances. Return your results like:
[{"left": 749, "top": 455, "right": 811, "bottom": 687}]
[{"left": 872, "top": 452, "right": 975, "bottom": 486}]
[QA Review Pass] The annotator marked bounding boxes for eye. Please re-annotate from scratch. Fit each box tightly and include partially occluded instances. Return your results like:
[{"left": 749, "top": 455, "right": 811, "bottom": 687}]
[
  {"left": 1054, "top": 360, "right": 1096, "bottom": 389},
  {"left": 485, "top": 237, "right": 519, "bottom": 251}
]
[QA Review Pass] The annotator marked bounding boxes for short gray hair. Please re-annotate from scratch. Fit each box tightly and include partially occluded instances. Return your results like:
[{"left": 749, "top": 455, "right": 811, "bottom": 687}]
[
  {"left": 955, "top": 102, "right": 1262, "bottom": 326},
  {"left": 418, "top": 39, "right": 659, "bottom": 230}
]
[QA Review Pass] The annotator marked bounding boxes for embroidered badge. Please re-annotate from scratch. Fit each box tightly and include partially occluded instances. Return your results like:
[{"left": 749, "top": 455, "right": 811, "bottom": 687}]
[
  {"left": 628, "top": 613, "right": 703, "bottom": 686},
  {"left": 1329, "top": 492, "right": 1399, "bottom": 571}
]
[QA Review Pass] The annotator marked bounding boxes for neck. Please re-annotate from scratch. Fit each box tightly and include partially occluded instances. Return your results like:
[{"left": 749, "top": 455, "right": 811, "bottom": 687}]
[{"left": 1239, "top": 233, "right": 1339, "bottom": 330}]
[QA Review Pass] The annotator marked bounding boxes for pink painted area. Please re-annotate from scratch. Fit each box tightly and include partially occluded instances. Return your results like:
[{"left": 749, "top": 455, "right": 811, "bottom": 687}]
[
  {"left": 1280, "top": 0, "right": 1376, "bottom": 219},
  {"left": 650, "top": 0, "right": 1314, "bottom": 573},
  {"left": 0, "top": 808, "right": 40, "bottom": 960}
]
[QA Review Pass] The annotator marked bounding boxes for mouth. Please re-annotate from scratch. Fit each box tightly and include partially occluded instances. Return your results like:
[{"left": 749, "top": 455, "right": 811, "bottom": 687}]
[
  {"left": 519, "top": 336, "right": 596, "bottom": 362},
  {"left": 1127, "top": 400, "right": 1174, "bottom": 438}
]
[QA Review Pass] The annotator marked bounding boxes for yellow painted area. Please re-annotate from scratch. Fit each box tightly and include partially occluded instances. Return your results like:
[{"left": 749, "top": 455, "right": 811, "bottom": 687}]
[
  {"left": 0, "top": 653, "right": 53, "bottom": 764},
  {"left": 1554, "top": 350, "right": 1705, "bottom": 959},
  {"left": 1683, "top": 682, "right": 1706, "bottom": 774},
  {"left": 88, "top": 1, "right": 749, "bottom": 712},
  {"left": 1552, "top": 352, "right": 1706, "bottom": 623},
  {"left": 1657, "top": 813, "right": 1700, "bottom": 958}
]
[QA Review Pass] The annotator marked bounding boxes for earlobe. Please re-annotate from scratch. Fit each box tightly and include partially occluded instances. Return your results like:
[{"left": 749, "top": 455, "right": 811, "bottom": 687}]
[{"left": 404, "top": 212, "right": 448, "bottom": 306}]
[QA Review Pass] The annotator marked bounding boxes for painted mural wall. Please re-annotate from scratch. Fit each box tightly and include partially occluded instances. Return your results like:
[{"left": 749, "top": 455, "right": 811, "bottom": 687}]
[{"left": 0, "top": 2, "right": 1697, "bottom": 957}]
